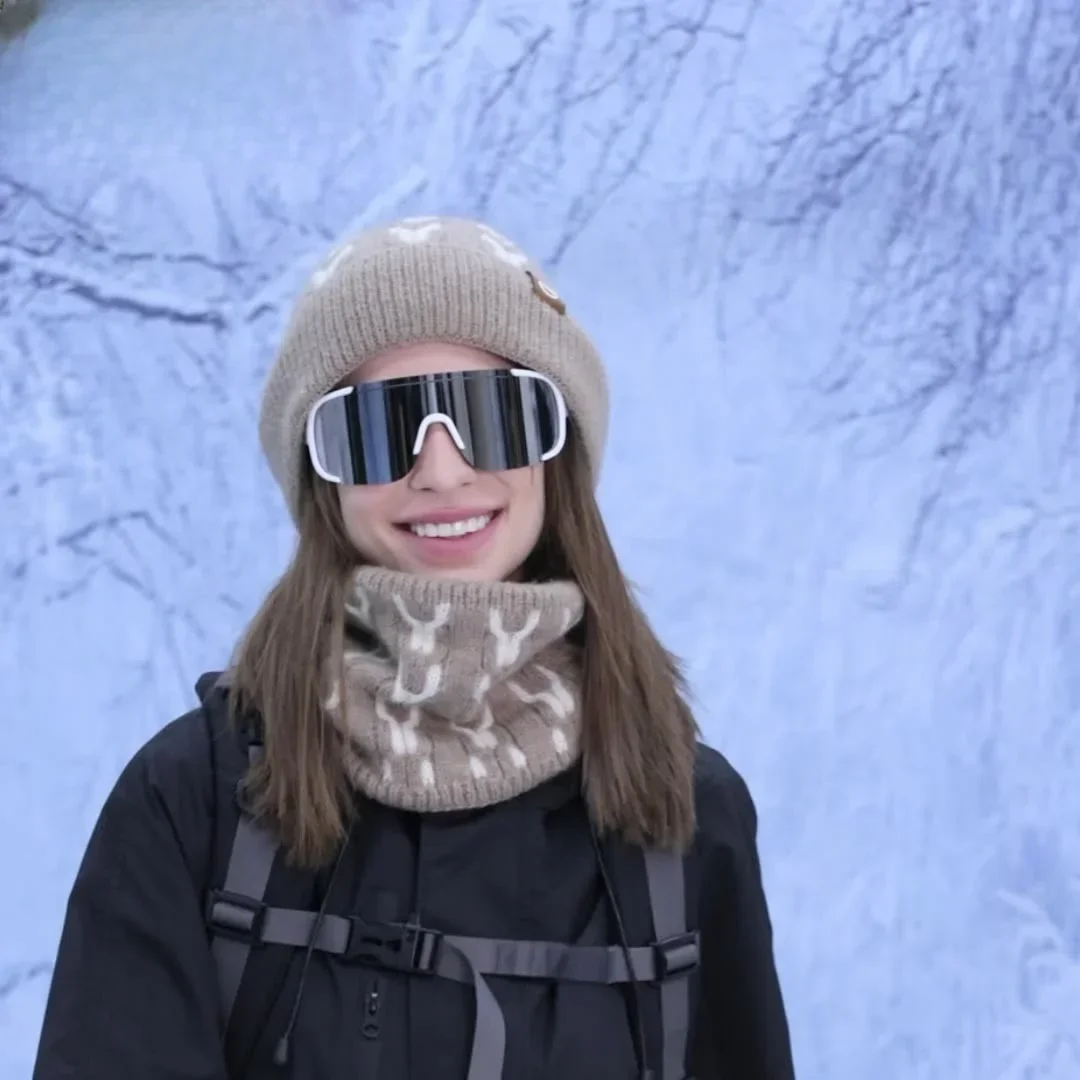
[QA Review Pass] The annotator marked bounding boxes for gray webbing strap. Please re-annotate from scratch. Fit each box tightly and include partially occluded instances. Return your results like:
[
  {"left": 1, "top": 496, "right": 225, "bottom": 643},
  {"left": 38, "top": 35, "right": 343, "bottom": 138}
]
[
  {"left": 210, "top": 812, "right": 279, "bottom": 1027},
  {"left": 209, "top": 741, "right": 278, "bottom": 1031},
  {"left": 442, "top": 934, "right": 660, "bottom": 983},
  {"left": 644, "top": 849, "right": 691, "bottom": 1080},
  {"left": 238, "top": 907, "right": 665, "bottom": 983},
  {"left": 425, "top": 941, "right": 506, "bottom": 1080}
]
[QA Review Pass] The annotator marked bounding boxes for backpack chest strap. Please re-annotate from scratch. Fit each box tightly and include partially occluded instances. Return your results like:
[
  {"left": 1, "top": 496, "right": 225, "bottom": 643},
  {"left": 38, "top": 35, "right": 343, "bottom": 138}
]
[
  {"left": 209, "top": 812, "right": 698, "bottom": 1080},
  {"left": 209, "top": 891, "right": 698, "bottom": 986}
]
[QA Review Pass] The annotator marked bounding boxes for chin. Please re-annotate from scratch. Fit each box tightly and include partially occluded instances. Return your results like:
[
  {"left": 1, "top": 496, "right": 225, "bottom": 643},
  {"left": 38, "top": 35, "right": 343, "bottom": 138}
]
[
  {"left": 403, "top": 554, "right": 518, "bottom": 583},
  {"left": 433, "top": 564, "right": 503, "bottom": 582}
]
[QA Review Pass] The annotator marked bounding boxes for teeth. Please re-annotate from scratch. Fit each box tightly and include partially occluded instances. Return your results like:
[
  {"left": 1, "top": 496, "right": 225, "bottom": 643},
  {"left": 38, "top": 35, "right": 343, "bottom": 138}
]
[{"left": 409, "top": 514, "right": 493, "bottom": 539}]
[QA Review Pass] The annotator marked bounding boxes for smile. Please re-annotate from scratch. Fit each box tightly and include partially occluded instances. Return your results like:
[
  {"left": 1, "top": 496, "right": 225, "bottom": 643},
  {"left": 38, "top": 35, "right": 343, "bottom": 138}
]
[{"left": 407, "top": 513, "right": 495, "bottom": 539}]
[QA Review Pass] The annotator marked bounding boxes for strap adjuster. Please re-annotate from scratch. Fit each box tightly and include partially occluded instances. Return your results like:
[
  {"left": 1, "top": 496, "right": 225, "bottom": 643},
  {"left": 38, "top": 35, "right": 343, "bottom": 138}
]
[
  {"left": 653, "top": 930, "right": 700, "bottom": 980},
  {"left": 206, "top": 890, "right": 266, "bottom": 944},
  {"left": 344, "top": 919, "right": 442, "bottom": 975}
]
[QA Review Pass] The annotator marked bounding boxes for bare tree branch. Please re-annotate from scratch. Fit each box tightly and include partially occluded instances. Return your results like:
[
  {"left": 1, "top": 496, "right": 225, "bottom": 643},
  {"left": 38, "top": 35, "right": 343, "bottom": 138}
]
[
  {"left": 0, "top": 961, "right": 51, "bottom": 1000},
  {"left": 726, "top": 0, "right": 1080, "bottom": 557}
]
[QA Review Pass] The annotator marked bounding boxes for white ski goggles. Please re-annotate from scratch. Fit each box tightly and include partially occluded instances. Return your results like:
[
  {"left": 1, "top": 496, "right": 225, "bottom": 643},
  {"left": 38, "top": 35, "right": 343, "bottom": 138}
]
[{"left": 306, "top": 368, "right": 568, "bottom": 485}]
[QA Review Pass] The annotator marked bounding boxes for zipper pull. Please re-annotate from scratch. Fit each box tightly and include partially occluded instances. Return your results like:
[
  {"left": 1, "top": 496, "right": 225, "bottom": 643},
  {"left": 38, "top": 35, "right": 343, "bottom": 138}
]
[{"left": 361, "top": 978, "right": 382, "bottom": 1039}]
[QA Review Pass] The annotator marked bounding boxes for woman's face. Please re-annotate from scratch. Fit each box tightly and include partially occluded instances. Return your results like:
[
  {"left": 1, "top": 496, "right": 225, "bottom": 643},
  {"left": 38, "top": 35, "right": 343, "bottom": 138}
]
[{"left": 337, "top": 341, "right": 546, "bottom": 581}]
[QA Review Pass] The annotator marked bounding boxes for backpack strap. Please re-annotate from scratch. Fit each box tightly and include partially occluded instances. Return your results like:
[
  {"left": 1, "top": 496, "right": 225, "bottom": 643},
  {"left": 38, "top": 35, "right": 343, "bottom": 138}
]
[
  {"left": 207, "top": 744, "right": 280, "bottom": 1029},
  {"left": 643, "top": 849, "right": 696, "bottom": 1080},
  {"left": 206, "top": 761, "right": 698, "bottom": 1079}
]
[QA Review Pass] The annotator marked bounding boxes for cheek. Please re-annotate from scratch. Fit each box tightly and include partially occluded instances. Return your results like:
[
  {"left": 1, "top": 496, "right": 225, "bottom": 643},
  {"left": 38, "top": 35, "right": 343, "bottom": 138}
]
[
  {"left": 508, "top": 465, "right": 545, "bottom": 522},
  {"left": 338, "top": 486, "right": 393, "bottom": 549}
]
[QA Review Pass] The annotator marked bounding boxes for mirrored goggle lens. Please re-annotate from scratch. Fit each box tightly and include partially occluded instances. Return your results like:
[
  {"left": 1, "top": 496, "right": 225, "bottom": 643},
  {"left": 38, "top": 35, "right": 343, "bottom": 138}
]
[{"left": 306, "top": 369, "right": 566, "bottom": 485}]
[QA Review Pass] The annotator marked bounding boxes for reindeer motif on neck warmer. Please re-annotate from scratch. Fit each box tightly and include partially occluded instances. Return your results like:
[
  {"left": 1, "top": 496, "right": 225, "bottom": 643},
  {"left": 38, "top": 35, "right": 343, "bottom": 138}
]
[{"left": 327, "top": 566, "right": 586, "bottom": 814}]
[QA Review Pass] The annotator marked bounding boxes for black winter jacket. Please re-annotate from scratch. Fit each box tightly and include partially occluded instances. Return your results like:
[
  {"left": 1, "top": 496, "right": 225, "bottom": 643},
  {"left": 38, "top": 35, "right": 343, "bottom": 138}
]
[{"left": 33, "top": 675, "right": 795, "bottom": 1080}]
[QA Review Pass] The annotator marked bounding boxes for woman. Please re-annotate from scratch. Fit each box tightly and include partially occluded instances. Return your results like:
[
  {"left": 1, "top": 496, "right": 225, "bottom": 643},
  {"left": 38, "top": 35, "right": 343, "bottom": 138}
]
[{"left": 33, "top": 216, "right": 795, "bottom": 1079}]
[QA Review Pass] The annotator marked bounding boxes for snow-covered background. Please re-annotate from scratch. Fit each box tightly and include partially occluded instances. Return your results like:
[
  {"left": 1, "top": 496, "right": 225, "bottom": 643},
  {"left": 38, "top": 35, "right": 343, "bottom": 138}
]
[{"left": 2, "top": 0, "right": 1078, "bottom": 1076}]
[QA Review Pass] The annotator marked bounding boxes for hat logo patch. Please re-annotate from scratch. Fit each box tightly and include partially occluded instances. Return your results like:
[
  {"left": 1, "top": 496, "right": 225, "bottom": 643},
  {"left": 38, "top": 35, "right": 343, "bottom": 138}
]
[{"left": 527, "top": 271, "right": 566, "bottom": 315}]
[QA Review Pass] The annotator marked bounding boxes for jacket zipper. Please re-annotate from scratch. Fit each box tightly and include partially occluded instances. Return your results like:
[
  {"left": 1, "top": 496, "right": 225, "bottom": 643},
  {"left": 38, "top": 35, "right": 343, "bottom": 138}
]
[{"left": 358, "top": 975, "right": 384, "bottom": 1077}]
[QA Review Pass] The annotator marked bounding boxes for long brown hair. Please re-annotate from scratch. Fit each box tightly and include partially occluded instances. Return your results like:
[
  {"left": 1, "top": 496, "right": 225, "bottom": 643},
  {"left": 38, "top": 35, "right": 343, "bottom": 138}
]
[{"left": 229, "top": 430, "right": 699, "bottom": 867}]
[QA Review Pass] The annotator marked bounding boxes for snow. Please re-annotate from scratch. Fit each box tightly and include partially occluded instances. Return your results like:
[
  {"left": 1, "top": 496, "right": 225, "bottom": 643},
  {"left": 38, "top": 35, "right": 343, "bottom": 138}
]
[{"left": 1, "top": 0, "right": 1078, "bottom": 1077}]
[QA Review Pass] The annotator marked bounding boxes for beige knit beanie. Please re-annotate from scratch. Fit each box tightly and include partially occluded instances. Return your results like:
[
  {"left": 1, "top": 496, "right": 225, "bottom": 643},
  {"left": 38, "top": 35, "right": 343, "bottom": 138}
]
[{"left": 259, "top": 216, "right": 609, "bottom": 522}]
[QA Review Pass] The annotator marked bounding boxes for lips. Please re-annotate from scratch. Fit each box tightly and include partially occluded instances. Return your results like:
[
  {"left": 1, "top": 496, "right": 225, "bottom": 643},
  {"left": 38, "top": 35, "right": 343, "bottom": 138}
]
[{"left": 396, "top": 507, "right": 505, "bottom": 527}]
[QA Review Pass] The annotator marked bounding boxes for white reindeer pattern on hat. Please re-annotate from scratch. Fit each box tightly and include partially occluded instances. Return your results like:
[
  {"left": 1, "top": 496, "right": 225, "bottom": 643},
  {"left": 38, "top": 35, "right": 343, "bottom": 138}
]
[
  {"left": 387, "top": 216, "right": 443, "bottom": 244},
  {"left": 310, "top": 240, "right": 355, "bottom": 289},
  {"left": 306, "top": 216, "right": 566, "bottom": 313}
]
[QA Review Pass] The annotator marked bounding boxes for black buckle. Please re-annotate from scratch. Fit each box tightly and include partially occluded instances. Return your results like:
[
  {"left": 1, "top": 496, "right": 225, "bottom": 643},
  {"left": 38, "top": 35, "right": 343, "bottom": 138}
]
[
  {"left": 653, "top": 931, "right": 700, "bottom": 979},
  {"left": 206, "top": 890, "right": 266, "bottom": 944},
  {"left": 344, "top": 920, "right": 442, "bottom": 975}
]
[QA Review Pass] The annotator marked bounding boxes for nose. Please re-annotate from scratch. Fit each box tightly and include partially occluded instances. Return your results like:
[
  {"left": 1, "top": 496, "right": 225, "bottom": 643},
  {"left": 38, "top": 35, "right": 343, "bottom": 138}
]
[{"left": 407, "top": 421, "right": 476, "bottom": 492}]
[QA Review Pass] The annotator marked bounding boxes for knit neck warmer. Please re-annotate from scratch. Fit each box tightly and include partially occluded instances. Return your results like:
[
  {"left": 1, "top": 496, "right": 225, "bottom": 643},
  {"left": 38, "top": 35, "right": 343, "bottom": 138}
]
[{"left": 326, "top": 565, "right": 586, "bottom": 813}]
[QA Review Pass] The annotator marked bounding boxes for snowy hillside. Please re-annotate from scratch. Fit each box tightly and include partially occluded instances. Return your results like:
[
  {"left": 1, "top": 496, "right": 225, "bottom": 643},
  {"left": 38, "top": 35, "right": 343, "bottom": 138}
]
[{"left": 1, "top": 0, "right": 1077, "bottom": 1077}]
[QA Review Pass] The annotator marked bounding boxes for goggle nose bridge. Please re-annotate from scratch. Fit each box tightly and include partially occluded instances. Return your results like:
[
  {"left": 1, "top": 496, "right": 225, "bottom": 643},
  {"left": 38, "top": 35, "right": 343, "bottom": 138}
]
[{"left": 411, "top": 413, "right": 468, "bottom": 457}]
